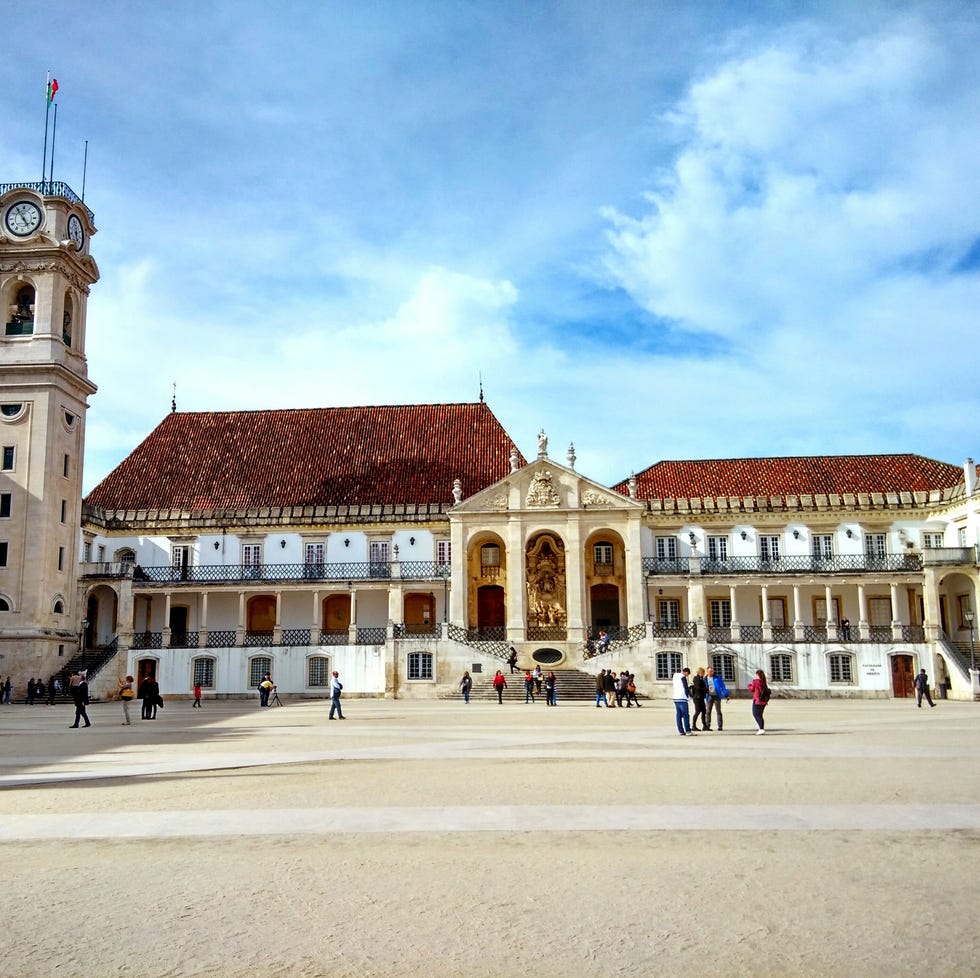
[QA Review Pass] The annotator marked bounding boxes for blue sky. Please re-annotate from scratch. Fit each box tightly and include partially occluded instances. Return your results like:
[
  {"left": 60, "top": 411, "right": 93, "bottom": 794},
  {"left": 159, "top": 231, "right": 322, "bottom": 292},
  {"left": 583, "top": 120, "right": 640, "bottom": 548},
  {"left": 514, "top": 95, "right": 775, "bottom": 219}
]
[{"left": 3, "top": 1, "right": 978, "bottom": 494}]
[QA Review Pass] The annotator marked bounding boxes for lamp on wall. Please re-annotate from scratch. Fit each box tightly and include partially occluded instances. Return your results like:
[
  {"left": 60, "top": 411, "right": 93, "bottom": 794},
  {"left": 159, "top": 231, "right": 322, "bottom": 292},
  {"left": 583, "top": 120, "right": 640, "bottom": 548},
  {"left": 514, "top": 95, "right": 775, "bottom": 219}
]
[
  {"left": 409, "top": 537, "right": 416, "bottom": 546},
  {"left": 688, "top": 531, "right": 696, "bottom": 544},
  {"left": 280, "top": 539, "right": 286, "bottom": 549},
  {"left": 793, "top": 529, "right": 800, "bottom": 539},
  {"left": 213, "top": 541, "right": 220, "bottom": 550},
  {"left": 740, "top": 530, "right": 747, "bottom": 540},
  {"left": 846, "top": 529, "right": 853, "bottom": 538},
  {"left": 344, "top": 538, "right": 350, "bottom": 547}
]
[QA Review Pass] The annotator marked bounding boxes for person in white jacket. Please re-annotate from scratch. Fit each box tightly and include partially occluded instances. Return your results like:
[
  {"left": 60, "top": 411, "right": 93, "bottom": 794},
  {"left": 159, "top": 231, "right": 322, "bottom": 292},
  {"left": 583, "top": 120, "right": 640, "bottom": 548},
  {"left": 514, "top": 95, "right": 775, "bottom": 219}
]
[{"left": 671, "top": 668, "right": 695, "bottom": 736}]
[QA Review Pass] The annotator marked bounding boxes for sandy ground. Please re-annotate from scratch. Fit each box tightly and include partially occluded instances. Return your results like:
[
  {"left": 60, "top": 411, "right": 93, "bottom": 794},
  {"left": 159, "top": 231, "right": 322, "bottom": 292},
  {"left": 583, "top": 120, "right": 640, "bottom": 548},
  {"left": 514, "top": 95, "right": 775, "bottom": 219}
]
[{"left": 0, "top": 694, "right": 978, "bottom": 978}]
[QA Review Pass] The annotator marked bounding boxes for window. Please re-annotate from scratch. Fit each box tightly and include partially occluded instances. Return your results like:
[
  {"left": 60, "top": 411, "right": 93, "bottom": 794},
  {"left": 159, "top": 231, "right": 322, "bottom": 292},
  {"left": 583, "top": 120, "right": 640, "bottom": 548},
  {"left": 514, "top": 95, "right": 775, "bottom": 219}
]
[
  {"left": 711, "top": 652, "right": 737, "bottom": 684},
  {"left": 1, "top": 447, "right": 12, "bottom": 470},
  {"left": 6, "top": 285, "right": 34, "bottom": 335},
  {"left": 0, "top": 493, "right": 10, "bottom": 518},
  {"left": 63, "top": 454, "right": 69, "bottom": 477},
  {"left": 0, "top": 542, "right": 7, "bottom": 566},
  {"left": 707, "top": 536, "right": 728, "bottom": 561},
  {"left": 658, "top": 599, "right": 680, "bottom": 627},
  {"left": 242, "top": 544, "right": 262, "bottom": 578},
  {"left": 436, "top": 539, "right": 451, "bottom": 567},
  {"left": 117, "top": 548, "right": 136, "bottom": 565},
  {"left": 770, "top": 653, "right": 793, "bottom": 682},
  {"left": 97, "top": 545, "right": 105, "bottom": 562},
  {"left": 959, "top": 527, "right": 968, "bottom": 547},
  {"left": 369, "top": 540, "right": 390, "bottom": 574},
  {"left": 308, "top": 656, "right": 331, "bottom": 687},
  {"left": 760, "top": 535, "right": 780, "bottom": 561},
  {"left": 58, "top": 546, "right": 64, "bottom": 571},
  {"left": 921, "top": 532, "right": 942, "bottom": 548},
  {"left": 173, "top": 545, "right": 191, "bottom": 579},
  {"left": 60, "top": 499, "right": 67, "bottom": 522},
  {"left": 765, "top": 598, "right": 787, "bottom": 628},
  {"left": 480, "top": 544, "right": 500, "bottom": 565},
  {"left": 829, "top": 653, "right": 854, "bottom": 683},
  {"left": 812, "top": 534, "right": 833, "bottom": 558},
  {"left": 0, "top": 404, "right": 23, "bottom": 418},
  {"left": 594, "top": 542, "right": 613, "bottom": 567},
  {"left": 865, "top": 533, "right": 887, "bottom": 560},
  {"left": 407, "top": 651, "right": 433, "bottom": 680},
  {"left": 655, "top": 536, "right": 677, "bottom": 561},
  {"left": 868, "top": 597, "right": 891, "bottom": 627},
  {"left": 814, "top": 597, "right": 841, "bottom": 625},
  {"left": 0, "top": 597, "right": 8, "bottom": 611},
  {"left": 305, "top": 542, "right": 324, "bottom": 566},
  {"left": 193, "top": 657, "right": 216, "bottom": 689},
  {"left": 82, "top": 541, "right": 92, "bottom": 562},
  {"left": 709, "top": 599, "right": 732, "bottom": 628},
  {"left": 249, "top": 657, "right": 272, "bottom": 687},
  {"left": 958, "top": 594, "right": 974, "bottom": 628},
  {"left": 655, "top": 651, "right": 683, "bottom": 680},
  {"left": 54, "top": 600, "right": 64, "bottom": 614}
]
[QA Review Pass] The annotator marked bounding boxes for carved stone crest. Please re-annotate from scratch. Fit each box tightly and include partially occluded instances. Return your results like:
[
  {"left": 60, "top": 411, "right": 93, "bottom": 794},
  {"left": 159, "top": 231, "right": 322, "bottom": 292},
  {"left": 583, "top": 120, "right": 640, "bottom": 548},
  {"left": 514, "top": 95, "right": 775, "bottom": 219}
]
[
  {"left": 525, "top": 470, "right": 560, "bottom": 508},
  {"left": 581, "top": 489, "right": 609, "bottom": 507}
]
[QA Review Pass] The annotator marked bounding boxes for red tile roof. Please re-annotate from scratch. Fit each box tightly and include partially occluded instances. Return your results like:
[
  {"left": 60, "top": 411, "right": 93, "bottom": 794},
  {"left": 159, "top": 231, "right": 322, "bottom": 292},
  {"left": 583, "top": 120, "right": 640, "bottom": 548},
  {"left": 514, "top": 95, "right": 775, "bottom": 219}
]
[
  {"left": 84, "top": 403, "right": 523, "bottom": 512},
  {"left": 614, "top": 454, "right": 963, "bottom": 500}
]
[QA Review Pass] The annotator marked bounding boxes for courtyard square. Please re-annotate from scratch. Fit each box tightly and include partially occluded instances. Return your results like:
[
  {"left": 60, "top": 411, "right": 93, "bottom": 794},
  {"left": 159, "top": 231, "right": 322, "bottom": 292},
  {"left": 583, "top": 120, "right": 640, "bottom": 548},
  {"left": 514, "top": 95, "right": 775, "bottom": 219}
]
[{"left": 0, "top": 696, "right": 977, "bottom": 978}]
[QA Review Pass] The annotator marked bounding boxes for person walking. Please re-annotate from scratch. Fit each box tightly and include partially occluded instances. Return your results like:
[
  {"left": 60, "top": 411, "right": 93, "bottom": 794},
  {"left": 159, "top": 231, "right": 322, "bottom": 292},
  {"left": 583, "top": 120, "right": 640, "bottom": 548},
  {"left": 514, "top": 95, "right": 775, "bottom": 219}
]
[
  {"left": 748, "top": 669, "right": 771, "bottom": 734},
  {"left": 625, "top": 673, "right": 641, "bottom": 708},
  {"left": 458, "top": 670, "right": 472, "bottom": 704},
  {"left": 672, "top": 667, "right": 695, "bottom": 736},
  {"left": 524, "top": 669, "right": 536, "bottom": 704},
  {"left": 913, "top": 668, "right": 936, "bottom": 708},
  {"left": 690, "top": 667, "right": 709, "bottom": 731},
  {"left": 329, "top": 670, "right": 345, "bottom": 719},
  {"left": 507, "top": 647, "right": 519, "bottom": 674},
  {"left": 192, "top": 682, "right": 203, "bottom": 708},
  {"left": 704, "top": 665, "right": 730, "bottom": 730},
  {"left": 595, "top": 669, "right": 608, "bottom": 708},
  {"left": 492, "top": 669, "right": 507, "bottom": 704},
  {"left": 46, "top": 674, "right": 59, "bottom": 706},
  {"left": 603, "top": 669, "right": 618, "bottom": 707},
  {"left": 2, "top": 676, "right": 11, "bottom": 704},
  {"left": 117, "top": 675, "right": 135, "bottom": 725},
  {"left": 69, "top": 672, "right": 91, "bottom": 728}
]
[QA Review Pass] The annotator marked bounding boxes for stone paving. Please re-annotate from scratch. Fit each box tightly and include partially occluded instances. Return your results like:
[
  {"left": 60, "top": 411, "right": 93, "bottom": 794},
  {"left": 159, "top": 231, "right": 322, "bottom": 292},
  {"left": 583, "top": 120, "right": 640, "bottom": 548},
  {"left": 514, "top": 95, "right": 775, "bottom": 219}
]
[{"left": 1, "top": 695, "right": 978, "bottom": 977}]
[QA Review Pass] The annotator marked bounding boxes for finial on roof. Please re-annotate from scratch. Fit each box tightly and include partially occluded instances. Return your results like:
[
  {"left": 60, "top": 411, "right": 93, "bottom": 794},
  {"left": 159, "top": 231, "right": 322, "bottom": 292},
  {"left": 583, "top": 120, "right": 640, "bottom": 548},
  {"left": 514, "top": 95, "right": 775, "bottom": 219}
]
[
  {"left": 452, "top": 478, "right": 462, "bottom": 504},
  {"left": 171, "top": 382, "right": 177, "bottom": 413},
  {"left": 628, "top": 472, "right": 637, "bottom": 499},
  {"left": 567, "top": 442, "right": 576, "bottom": 470},
  {"left": 510, "top": 446, "right": 519, "bottom": 472},
  {"left": 479, "top": 373, "right": 484, "bottom": 403}
]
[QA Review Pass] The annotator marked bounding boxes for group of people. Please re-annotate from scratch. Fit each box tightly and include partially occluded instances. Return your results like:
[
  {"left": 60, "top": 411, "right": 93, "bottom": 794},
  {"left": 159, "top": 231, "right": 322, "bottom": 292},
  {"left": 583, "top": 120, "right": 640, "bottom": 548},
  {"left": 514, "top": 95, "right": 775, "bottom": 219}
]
[
  {"left": 16, "top": 676, "right": 61, "bottom": 705},
  {"left": 671, "top": 666, "right": 768, "bottom": 736},
  {"left": 593, "top": 668, "right": 641, "bottom": 707}
]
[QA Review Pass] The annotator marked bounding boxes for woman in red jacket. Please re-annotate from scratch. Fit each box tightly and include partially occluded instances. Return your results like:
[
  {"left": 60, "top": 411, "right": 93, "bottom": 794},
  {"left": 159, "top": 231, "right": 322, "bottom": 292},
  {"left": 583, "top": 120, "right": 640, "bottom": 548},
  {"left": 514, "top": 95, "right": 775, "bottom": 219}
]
[
  {"left": 747, "top": 669, "right": 770, "bottom": 735},
  {"left": 492, "top": 670, "right": 507, "bottom": 704}
]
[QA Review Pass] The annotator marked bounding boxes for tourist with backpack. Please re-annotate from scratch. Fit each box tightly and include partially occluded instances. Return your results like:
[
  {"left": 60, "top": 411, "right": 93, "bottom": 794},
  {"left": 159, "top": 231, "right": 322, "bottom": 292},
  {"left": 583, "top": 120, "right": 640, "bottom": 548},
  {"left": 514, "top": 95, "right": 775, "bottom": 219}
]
[{"left": 748, "top": 669, "right": 771, "bottom": 735}]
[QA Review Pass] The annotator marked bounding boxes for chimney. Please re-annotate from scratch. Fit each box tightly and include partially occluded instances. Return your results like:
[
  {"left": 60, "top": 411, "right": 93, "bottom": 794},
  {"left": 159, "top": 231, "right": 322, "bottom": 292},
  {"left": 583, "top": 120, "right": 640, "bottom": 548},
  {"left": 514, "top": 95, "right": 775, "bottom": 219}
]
[{"left": 965, "top": 458, "right": 977, "bottom": 498}]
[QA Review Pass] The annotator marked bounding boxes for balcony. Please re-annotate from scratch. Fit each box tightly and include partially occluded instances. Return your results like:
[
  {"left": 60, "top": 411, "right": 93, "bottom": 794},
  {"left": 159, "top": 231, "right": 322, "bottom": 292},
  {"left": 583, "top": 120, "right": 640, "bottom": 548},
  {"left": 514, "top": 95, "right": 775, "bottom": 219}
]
[
  {"left": 920, "top": 547, "right": 978, "bottom": 567},
  {"left": 132, "top": 561, "right": 398, "bottom": 584},
  {"left": 697, "top": 554, "right": 922, "bottom": 575}
]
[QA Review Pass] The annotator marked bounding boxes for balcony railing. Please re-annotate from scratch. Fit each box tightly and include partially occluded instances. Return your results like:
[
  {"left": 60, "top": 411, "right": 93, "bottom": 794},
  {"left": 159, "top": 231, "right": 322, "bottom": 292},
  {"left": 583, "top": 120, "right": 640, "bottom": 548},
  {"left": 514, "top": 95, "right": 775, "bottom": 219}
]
[
  {"left": 643, "top": 557, "right": 690, "bottom": 575},
  {"left": 920, "top": 547, "right": 978, "bottom": 567},
  {"left": 651, "top": 621, "right": 698, "bottom": 638},
  {"left": 133, "top": 561, "right": 394, "bottom": 583},
  {"left": 0, "top": 180, "right": 94, "bottom": 219},
  {"left": 698, "top": 554, "right": 922, "bottom": 575}
]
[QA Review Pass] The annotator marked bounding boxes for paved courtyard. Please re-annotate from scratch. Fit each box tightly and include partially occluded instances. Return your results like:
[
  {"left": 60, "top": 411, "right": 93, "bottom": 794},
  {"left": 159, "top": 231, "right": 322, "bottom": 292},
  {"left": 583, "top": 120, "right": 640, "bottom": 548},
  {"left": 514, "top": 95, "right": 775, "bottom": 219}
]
[{"left": 1, "top": 694, "right": 978, "bottom": 978}]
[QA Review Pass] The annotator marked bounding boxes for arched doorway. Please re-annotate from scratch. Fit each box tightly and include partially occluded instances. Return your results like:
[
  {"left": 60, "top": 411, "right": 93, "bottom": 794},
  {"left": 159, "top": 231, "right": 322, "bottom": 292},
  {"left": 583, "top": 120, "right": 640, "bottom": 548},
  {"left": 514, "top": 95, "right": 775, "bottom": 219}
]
[
  {"left": 247, "top": 595, "right": 275, "bottom": 637},
  {"left": 891, "top": 654, "right": 914, "bottom": 697},
  {"left": 590, "top": 583, "right": 620, "bottom": 630},
  {"left": 322, "top": 594, "right": 351, "bottom": 637},
  {"left": 137, "top": 657, "right": 157, "bottom": 682},
  {"left": 404, "top": 592, "right": 435, "bottom": 633},
  {"left": 477, "top": 585, "right": 504, "bottom": 632}
]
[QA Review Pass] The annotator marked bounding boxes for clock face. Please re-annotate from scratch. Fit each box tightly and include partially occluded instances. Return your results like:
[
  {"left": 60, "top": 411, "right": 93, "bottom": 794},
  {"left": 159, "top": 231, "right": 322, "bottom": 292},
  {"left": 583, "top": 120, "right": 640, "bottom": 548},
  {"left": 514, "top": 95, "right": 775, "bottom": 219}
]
[
  {"left": 67, "top": 214, "right": 84, "bottom": 250},
  {"left": 4, "top": 200, "right": 43, "bottom": 237}
]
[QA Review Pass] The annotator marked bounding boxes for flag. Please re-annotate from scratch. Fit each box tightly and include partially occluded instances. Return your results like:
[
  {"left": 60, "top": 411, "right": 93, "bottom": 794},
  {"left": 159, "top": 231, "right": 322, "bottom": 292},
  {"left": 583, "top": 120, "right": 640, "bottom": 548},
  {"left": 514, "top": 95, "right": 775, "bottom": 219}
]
[{"left": 47, "top": 77, "right": 59, "bottom": 105}]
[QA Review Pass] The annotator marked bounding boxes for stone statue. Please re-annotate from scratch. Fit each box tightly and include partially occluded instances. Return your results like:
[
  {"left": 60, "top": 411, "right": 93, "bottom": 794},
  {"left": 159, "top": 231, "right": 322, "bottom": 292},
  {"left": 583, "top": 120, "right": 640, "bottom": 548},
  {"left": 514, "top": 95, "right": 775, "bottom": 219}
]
[
  {"left": 452, "top": 478, "right": 462, "bottom": 504},
  {"left": 537, "top": 429, "right": 548, "bottom": 457}
]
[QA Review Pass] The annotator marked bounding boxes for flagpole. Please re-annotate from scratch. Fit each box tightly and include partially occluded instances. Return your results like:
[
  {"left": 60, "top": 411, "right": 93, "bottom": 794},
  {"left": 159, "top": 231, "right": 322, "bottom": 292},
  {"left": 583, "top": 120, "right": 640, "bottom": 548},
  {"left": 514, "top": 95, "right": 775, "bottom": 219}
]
[
  {"left": 49, "top": 103, "right": 58, "bottom": 185},
  {"left": 82, "top": 140, "right": 88, "bottom": 202},
  {"left": 42, "top": 70, "right": 51, "bottom": 185}
]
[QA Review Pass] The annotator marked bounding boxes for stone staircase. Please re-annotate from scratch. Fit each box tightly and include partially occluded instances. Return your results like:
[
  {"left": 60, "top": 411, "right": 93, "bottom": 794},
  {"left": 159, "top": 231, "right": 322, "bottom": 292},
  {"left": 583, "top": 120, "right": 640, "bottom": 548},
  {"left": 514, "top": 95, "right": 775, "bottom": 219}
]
[{"left": 440, "top": 667, "right": 639, "bottom": 703}]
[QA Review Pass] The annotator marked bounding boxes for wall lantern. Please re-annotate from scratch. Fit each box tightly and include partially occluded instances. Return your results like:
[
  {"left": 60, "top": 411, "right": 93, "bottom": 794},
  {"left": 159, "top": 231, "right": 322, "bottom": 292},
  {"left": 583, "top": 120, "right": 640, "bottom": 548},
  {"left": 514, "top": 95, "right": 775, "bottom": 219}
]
[
  {"left": 740, "top": 530, "right": 747, "bottom": 540},
  {"left": 688, "top": 531, "right": 696, "bottom": 544},
  {"left": 409, "top": 537, "right": 416, "bottom": 546},
  {"left": 344, "top": 538, "right": 350, "bottom": 547},
  {"left": 280, "top": 539, "right": 287, "bottom": 549},
  {"left": 213, "top": 541, "right": 220, "bottom": 550},
  {"left": 846, "top": 529, "right": 853, "bottom": 538},
  {"left": 793, "top": 529, "right": 800, "bottom": 539}
]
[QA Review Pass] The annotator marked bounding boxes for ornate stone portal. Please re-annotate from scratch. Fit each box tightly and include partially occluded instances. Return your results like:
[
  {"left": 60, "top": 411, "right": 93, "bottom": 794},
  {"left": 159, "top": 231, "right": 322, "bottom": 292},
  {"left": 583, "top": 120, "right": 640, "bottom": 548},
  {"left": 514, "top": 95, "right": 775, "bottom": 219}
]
[{"left": 525, "top": 534, "right": 567, "bottom": 627}]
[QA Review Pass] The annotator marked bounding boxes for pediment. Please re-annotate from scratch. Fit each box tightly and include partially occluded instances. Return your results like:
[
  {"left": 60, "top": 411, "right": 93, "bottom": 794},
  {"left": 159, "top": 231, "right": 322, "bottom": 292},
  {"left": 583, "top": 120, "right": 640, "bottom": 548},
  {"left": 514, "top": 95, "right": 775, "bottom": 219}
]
[{"left": 452, "top": 458, "right": 642, "bottom": 513}]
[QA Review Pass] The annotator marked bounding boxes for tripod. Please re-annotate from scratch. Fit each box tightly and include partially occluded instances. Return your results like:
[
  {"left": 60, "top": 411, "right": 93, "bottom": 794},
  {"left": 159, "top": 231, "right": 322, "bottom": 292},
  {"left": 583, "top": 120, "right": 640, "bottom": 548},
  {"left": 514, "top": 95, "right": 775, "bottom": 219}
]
[{"left": 269, "top": 686, "right": 283, "bottom": 707}]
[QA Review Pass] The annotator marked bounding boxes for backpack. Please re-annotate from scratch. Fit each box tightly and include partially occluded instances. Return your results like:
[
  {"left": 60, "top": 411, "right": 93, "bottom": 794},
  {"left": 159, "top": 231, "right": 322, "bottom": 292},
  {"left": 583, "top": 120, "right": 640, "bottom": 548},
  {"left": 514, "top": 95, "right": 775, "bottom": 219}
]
[{"left": 760, "top": 685, "right": 771, "bottom": 702}]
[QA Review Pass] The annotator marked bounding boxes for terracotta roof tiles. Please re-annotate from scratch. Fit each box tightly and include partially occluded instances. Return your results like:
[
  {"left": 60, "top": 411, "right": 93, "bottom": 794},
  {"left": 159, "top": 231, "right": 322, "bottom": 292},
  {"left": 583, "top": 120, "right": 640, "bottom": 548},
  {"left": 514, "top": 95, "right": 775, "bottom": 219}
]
[
  {"left": 614, "top": 454, "right": 963, "bottom": 500},
  {"left": 84, "top": 403, "right": 523, "bottom": 512}
]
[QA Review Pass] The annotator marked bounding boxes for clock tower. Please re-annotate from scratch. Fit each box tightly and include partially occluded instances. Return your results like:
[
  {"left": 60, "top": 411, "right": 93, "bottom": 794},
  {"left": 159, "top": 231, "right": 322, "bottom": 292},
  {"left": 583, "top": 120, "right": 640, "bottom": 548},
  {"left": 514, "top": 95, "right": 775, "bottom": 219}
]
[{"left": 0, "top": 181, "right": 98, "bottom": 683}]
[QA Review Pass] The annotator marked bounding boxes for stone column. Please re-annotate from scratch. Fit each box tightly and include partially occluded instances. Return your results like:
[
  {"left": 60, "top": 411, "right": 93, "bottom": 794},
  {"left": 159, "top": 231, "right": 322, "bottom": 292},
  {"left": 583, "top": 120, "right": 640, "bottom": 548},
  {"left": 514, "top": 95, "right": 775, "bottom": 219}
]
[
  {"left": 857, "top": 582, "right": 869, "bottom": 639},
  {"left": 793, "top": 584, "right": 804, "bottom": 640},
  {"left": 761, "top": 583, "right": 771, "bottom": 641},
  {"left": 162, "top": 591, "right": 173, "bottom": 648}
]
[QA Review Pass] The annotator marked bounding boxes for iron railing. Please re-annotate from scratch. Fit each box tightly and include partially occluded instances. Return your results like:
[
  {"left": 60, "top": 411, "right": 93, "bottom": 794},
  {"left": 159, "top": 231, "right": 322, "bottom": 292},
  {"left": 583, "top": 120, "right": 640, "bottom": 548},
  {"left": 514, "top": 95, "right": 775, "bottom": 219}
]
[
  {"left": 739, "top": 625, "right": 763, "bottom": 643},
  {"left": 206, "top": 630, "right": 237, "bottom": 648},
  {"left": 356, "top": 626, "right": 387, "bottom": 645},
  {"left": 318, "top": 629, "right": 350, "bottom": 645},
  {"left": 527, "top": 625, "right": 567, "bottom": 641},
  {"left": 169, "top": 631, "right": 200, "bottom": 649},
  {"left": 132, "top": 631, "right": 163, "bottom": 649},
  {"left": 281, "top": 628, "right": 312, "bottom": 646},
  {"left": 642, "top": 557, "right": 690, "bottom": 575},
  {"left": 698, "top": 554, "right": 922, "bottom": 575},
  {"left": 447, "top": 623, "right": 511, "bottom": 659},
  {"left": 399, "top": 561, "right": 451, "bottom": 580},
  {"left": 0, "top": 181, "right": 94, "bottom": 220},
  {"left": 651, "top": 621, "right": 698, "bottom": 638},
  {"left": 134, "top": 561, "right": 394, "bottom": 583}
]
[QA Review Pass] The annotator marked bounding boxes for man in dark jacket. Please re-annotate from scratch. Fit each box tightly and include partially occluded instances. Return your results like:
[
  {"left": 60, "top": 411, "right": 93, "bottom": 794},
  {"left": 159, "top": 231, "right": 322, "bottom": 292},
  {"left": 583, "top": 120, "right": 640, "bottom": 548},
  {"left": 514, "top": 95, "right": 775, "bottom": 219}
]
[{"left": 69, "top": 672, "right": 91, "bottom": 728}]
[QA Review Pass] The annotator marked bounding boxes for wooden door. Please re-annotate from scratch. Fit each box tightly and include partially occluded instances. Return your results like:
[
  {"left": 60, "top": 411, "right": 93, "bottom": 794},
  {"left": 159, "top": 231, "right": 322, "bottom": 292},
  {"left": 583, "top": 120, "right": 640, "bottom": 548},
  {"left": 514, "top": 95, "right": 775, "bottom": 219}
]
[
  {"left": 477, "top": 585, "right": 505, "bottom": 629},
  {"left": 891, "top": 654, "right": 914, "bottom": 697}
]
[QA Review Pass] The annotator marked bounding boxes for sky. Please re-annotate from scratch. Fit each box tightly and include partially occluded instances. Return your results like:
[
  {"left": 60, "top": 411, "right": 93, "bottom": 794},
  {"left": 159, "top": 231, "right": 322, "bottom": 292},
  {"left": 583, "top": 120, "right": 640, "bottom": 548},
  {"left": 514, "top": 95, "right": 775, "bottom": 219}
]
[{"left": 2, "top": 0, "right": 979, "bottom": 495}]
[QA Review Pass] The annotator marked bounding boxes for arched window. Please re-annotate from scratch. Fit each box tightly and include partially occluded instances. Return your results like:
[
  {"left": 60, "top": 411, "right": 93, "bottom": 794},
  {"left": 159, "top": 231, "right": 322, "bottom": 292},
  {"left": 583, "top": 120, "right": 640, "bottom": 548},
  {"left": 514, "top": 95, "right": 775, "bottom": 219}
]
[
  {"left": 6, "top": 284, "right": 35, "bottom": 336},
  {"left": 307, "top": 655, "right": 331, "bottom": 687},
  {"left": 770, "top": 652, "right": 794, "bottom": 683},
  {"left": 116, "top": 548, "right": 136, "bottom": 565},
  {"left": 407, "top": 651, "right": 433, "bottom": 681},
  {"left": 829, "top": 652, "right": 855, "bottom": 684},
  {"left": 710, "top": 652, "right": 738, "bottom": 684},
  {"left": 193, "top": 657, "right": 216, "bottom": 689},
  {"left": 0, "top": 597, "right": 9, "bottom": 612},
  {"left": 249, "top": 656, "right": 272, "bottom": 688},
  {"left": 53, "top": 600, "right": 64, "bottom": 614},
  {"left": 655, "top": 651, "right": 683, "bottom": 680}
]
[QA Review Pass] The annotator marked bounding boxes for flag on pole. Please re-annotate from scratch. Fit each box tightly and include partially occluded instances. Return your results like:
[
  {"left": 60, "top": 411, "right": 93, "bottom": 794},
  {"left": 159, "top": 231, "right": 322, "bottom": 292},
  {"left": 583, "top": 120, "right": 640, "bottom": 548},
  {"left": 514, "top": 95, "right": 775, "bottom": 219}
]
[{"left": 47, "top": 77, "right": 59, "bottom": 104}]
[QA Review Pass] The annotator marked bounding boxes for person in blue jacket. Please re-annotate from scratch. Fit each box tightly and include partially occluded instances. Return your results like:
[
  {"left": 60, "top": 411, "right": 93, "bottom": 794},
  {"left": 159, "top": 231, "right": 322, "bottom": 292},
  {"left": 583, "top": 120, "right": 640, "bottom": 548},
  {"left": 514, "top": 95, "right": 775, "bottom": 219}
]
[{"left": 704, "top": 665, "right": 730, "bottom": 731}]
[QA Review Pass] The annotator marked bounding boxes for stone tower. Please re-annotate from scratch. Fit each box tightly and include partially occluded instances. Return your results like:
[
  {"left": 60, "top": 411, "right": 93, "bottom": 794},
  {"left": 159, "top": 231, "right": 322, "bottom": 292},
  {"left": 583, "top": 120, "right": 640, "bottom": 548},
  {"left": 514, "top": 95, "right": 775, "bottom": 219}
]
[{"left": 0, "top": 181, "right": 98, "bottom": 683}]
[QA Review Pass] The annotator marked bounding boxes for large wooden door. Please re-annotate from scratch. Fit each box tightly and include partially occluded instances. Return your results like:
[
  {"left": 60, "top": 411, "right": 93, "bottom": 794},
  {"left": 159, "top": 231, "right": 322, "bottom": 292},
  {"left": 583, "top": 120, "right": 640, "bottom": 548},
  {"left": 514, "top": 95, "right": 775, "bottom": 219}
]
[
  {"left": 590, "top": 583, "right": 620, "bottom": 629},
  {"left": 477, "top": 585, "right": 505, "bottom": 630},
  {"left": 891, "top": 654, "right": 914, "bottom": 697}
]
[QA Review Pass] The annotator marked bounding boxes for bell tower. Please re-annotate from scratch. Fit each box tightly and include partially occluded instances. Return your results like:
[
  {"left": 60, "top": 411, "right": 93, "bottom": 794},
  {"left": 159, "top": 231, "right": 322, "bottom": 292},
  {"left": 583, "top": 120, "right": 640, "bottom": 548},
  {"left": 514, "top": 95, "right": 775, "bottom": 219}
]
[{"left": 0, "top": 181, "right": 98, "bottom": 682}]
